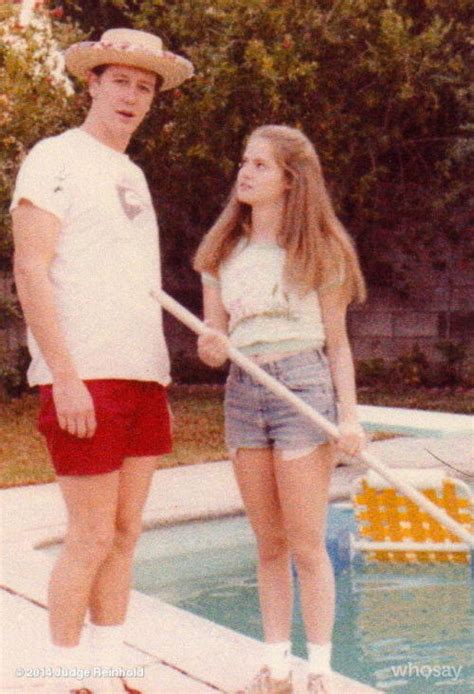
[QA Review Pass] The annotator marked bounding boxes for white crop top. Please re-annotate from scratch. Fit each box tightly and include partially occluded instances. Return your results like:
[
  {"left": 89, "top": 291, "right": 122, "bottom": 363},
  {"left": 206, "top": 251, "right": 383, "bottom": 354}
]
[{"left": 202, "top": 239, "right": 344, "bottom": 356}]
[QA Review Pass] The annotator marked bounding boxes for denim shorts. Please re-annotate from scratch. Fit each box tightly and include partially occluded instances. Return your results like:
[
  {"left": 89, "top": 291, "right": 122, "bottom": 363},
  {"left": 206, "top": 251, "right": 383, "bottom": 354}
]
[{"left": 224, "top": 349, "right": 337, "bottom": 454}]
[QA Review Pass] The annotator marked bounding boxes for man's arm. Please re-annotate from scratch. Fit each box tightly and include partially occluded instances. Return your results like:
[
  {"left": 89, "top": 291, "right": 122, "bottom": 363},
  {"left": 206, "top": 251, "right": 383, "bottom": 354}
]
[{"left": 12, "top": 200, "right": 96, "bottom": 438}]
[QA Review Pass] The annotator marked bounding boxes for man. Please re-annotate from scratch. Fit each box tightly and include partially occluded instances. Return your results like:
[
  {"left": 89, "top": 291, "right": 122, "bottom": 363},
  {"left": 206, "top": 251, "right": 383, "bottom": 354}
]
[{"left": 11, "top": 28, "right": 193, "bottom": 694}]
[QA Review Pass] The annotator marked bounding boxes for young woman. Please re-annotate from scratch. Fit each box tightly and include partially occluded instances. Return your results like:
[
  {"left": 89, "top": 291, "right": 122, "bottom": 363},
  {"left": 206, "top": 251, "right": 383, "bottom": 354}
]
[{"left": 194, "top": 125, "right": 366, "bottom": 694}]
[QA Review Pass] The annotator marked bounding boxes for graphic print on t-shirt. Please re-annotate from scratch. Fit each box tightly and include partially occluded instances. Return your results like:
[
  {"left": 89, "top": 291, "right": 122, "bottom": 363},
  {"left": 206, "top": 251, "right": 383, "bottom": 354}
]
[
  {"left": 53, "top": 163, "right": 68, "bottom": 194},
  {"left": 116, "top": 182, "right": 147, "bottom": 221}
]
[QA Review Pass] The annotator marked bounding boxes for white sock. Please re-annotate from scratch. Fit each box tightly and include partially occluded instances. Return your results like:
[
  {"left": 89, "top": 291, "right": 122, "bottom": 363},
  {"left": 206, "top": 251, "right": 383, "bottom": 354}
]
[
  {"left": 48, "top": 642, "right": 81, "bottom": 666},
  {"left": 263, "top": 641, "right": 291, "bottom": 680},
  {"left": 88, "top": 623, "right": 126, "bottom": 669},
  {"left": 48, "top": 642, "right": 88, "bottom": 689},
  {"left": 81, "top": 624, "right": 127, "bottom": 694},
  {"left": 307, "top": 641, "right": 332, "bottom": 675}
]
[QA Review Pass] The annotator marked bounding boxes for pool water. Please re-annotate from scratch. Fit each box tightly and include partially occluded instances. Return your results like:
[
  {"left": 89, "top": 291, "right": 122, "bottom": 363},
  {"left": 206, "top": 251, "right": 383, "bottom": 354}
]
[{"left": 133, "top": 508, "right": 474, "bottom": 693}]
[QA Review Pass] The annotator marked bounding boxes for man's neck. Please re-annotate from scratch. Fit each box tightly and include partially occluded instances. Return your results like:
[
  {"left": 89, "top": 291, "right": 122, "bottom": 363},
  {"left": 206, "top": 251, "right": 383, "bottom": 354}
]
[{"left": 80, "top": 114, "right": 130, "bottom": 153}]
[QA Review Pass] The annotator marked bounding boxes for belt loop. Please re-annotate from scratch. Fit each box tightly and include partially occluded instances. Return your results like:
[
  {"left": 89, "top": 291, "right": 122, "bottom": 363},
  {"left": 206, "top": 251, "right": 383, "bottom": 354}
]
[{"left": 270, "top": 360, "right": 279, "bottom": 380}]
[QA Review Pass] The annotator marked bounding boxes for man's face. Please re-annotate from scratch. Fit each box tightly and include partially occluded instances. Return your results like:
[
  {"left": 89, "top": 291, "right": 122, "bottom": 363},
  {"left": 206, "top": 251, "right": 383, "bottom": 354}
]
[{"left": 88, "top": 64, "right": 157, "bottom": 137}]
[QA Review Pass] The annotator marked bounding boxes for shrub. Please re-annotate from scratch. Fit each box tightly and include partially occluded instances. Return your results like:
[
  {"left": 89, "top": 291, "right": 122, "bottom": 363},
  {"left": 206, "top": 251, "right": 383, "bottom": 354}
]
[
  {"left": 393, "top": 344, "right": 430, "bottom": 387},
  {"left": 356, "top": 342, "right": 472, "bottom": 389},
  {"left": 170, "top": 349, "right": 226, "bottom": 385},
  {"left": 356, "top": 358, "right": 389, "bottom": 388},
  {"left": 435, "top": 340, "right": 468, "bottom": 386},
  {"left": 0, "top": 345, "right": 30, "bottom": 399}
]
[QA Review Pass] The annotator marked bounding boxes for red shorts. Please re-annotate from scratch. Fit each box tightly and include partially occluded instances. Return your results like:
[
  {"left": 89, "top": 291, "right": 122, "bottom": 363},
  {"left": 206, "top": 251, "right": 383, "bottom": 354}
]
[{"left": 38, "top": 379, "right": 172, "bottom": 477}]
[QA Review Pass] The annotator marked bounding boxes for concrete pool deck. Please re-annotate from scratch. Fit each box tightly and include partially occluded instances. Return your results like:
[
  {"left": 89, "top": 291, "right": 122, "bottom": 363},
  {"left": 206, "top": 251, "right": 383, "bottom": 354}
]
[{"left": 1, "top": 424, "right": 472, "bottom": 693}]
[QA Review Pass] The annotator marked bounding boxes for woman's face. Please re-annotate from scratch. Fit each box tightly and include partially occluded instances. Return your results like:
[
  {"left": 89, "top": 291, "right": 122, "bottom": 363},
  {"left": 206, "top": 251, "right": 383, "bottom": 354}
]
[{"left": 237, "top": 137, "right": 289, "bottom": 208}]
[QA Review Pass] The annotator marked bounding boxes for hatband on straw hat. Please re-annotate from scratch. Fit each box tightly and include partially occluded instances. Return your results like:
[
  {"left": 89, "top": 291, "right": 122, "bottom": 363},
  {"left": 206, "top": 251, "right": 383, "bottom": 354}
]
[{"left": 65, "top": 28, "right": 194, "bottom": 91}]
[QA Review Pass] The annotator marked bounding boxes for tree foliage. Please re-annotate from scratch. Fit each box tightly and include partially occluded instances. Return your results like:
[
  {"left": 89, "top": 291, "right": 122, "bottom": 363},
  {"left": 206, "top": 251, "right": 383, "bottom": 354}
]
[
  {"left": 3, "top": 0, "right": 473, "bottom": 292},
  {"left": 0, "top": 6, "right": 86, "bottom": 272},
  {"left": 61, "top": 0, "right": 472, "bottom": 291}
]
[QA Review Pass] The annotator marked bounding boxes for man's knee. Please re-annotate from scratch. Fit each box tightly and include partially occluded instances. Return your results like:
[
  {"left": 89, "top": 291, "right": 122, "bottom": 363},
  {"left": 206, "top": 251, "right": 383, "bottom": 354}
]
[
  {"left": 112, "top": 518, "right": 143, "bottom": 555},
  {"left": 65, "top": 525, "right": 115, "bottom": 564}
]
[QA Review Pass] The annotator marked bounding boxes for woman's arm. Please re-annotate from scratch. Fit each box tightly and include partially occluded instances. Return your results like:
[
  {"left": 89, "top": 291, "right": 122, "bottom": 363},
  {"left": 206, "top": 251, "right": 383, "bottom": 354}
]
[
  {"left": 319, "top": 285, "right": 365, "bottom": 456},
  {"left": 197, "top": 283, "right": 230, "bottom": 367}
]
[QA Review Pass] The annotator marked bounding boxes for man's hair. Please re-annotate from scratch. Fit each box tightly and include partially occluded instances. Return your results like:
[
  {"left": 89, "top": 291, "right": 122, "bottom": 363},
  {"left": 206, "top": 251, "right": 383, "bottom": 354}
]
[
  {"left": 90, "top": 64, "right": 164, "bottom": 89},
  {"left": 91, "top": 64, "right": 109, "bottom": 77}
]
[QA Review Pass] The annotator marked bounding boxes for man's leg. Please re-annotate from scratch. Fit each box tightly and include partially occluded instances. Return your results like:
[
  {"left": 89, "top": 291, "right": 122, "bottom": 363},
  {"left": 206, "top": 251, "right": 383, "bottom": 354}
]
[
  {"left": 84, "top": 457, "right": 158, "bottom": 692},
  {"left": 46, "top": 472, "right": 120, "bottom": 692},
  {"left": 48, "top": 471, "right": 120, "bottom": 646},
  {"left": 88, "top": 456, "right": 158, "bottom": 625},
  {"left": 85, "top": 382, "right": 169, "bottom": 690}
]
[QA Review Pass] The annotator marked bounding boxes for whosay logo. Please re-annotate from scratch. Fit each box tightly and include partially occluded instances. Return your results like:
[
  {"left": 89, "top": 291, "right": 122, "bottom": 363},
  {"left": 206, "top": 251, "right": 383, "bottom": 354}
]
[{"left": 390, "top": 662, "right": 463, "bottom": 682}]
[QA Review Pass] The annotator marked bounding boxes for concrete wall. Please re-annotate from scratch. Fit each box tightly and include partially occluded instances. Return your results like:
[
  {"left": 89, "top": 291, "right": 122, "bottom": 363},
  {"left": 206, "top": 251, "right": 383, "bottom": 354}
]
[
  {"left": 347, "top": 256, "right": 474, "bottom": 361},
  {"left": 2, "top": 263, "right": 473, "bottom": 370}
]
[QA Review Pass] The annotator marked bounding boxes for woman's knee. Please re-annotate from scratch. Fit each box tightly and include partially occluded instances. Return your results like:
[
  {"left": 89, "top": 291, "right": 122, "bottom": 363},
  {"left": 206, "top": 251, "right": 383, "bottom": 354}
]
[
  {"left": 255, "top": 531, "right": 289, "bottom": 563},
  {"left": 289, "top": 533, "right": 328, "bottom": 574}
]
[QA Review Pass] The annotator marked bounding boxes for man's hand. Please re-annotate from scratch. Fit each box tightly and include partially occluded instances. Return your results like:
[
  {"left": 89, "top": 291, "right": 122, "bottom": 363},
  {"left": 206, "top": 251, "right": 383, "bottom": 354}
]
[{"left": 52, "top": 377, "right": 97, "bottom": 438}]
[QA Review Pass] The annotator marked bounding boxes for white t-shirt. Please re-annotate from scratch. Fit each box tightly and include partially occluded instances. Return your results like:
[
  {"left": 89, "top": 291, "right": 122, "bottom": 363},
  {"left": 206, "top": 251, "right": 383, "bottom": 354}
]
[
  {"left": 11, "top": 128, "right": 170, "bottom": 386},
  {"left": 203, "top": 239, "right": 343, "bottom": 355}
]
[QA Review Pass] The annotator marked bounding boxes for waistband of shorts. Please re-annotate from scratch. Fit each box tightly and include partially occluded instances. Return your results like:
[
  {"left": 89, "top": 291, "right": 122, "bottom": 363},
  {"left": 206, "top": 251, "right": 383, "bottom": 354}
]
[{"left": 248, "top": 347, "right": 322, "bottom": 365}]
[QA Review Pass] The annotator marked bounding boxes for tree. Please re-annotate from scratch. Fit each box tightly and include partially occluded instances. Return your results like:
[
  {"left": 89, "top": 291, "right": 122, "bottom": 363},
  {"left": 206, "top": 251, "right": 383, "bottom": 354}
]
[
  {"left": 59, "top": 0, "right": 472, "bottom": 293},
  {"left": 3, "top": 0, "right": 472, "bottom": 291},
  {"left": 0, "top": 6, "right": 86, "bottom": 274}
]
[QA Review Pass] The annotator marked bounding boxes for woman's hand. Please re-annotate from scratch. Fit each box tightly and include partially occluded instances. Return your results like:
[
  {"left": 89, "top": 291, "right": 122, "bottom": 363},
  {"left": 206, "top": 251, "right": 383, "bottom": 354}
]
[
  {"left": 336, "top": 421, "right": 366, "bottom": 459},
  {"left": 197, "top": 325, "right": 229, "bottom": 368}
]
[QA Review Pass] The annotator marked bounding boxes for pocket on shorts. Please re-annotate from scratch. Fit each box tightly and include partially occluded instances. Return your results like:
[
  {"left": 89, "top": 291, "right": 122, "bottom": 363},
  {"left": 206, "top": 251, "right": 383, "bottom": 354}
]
[
  {"left": 224, "top": 373, "right": 248, "bottom": 409},
  {"left": 279, "top": 353, "right": 332, "bottom": 393}
]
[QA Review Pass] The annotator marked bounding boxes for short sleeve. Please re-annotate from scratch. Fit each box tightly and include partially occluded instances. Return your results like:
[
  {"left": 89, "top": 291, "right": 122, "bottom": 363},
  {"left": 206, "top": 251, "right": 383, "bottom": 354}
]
[
  {"left": 201, "top": 272, "right": 220, "bottom": 288},
  {"left": 10, "top": 139, "right": 70, "bottom": 221}
]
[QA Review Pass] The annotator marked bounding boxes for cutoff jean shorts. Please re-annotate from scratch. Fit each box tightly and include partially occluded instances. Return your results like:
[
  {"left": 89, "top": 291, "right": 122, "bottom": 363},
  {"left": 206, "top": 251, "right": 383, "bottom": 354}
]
[{"left": 224, "top": 348, "right": 337, "bottom": 458}]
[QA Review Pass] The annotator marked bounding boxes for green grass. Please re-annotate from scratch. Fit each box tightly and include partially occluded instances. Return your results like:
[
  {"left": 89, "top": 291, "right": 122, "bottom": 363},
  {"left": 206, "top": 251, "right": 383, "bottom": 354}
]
[
  {"left": 0, "top": 385, "right": 226, "bottom": 489},
  {"left": 0, "top": 384, "right": 472, "bottom": 488}
]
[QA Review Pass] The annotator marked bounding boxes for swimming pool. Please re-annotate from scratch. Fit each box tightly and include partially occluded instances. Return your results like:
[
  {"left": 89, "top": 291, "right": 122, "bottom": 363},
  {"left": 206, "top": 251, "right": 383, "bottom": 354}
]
[
  {"left": 358, "top": 404, "right": 473, "bottom": 439},
  {"left": 132, "top": 507, "right": 473, "bottom": 693}
]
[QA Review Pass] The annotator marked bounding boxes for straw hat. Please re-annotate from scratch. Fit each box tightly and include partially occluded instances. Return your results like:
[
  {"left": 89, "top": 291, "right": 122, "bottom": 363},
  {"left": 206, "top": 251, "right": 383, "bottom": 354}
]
[{"left": 65, "top": 28, "right": 194, "bottom": 91}]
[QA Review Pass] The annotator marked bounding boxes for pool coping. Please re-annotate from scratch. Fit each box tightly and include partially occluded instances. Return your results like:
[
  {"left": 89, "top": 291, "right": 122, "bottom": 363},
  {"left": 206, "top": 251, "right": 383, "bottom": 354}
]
[
  {"left": 1, "top": 460, "right": 381, "bottom": 693},
  {"left": 1, "top": 406, "right": 472, "bottom": 692}
]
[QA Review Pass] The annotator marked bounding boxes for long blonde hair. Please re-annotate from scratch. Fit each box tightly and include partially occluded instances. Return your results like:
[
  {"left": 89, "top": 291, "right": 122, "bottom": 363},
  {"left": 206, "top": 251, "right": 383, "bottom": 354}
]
[{"left": 194, "top": 125, "right": 366, "bottom": 303}]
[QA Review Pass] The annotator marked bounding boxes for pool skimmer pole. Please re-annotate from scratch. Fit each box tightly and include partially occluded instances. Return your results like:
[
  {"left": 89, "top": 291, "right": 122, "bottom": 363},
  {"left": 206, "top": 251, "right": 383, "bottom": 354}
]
[{"left": 154, "top": 289, "right": 474, "bottom": 550}]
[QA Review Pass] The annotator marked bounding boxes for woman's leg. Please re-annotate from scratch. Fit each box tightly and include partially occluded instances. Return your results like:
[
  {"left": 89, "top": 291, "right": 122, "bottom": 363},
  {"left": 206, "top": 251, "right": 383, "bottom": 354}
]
[
  {"left": 88, "top": 456, "right": 158, "bottom": 625},
  {"left": 48, "top": 471, "right": 119, "bottom": 646},
  {"left": 274, "top": 442, "right": 336, "bottom": 645},
  {"left": 232, "top": 448, "right": 292, "bottom": 642}
]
